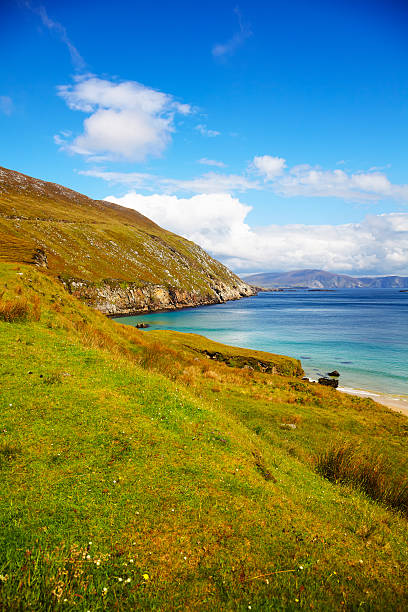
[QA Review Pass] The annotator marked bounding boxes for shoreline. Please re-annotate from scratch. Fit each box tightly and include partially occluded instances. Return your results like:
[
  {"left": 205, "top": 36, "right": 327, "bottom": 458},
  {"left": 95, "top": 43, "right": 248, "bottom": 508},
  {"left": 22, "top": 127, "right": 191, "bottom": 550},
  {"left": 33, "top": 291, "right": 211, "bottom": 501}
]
[
  {"left": 338, "top": 386, "right": 408, "bottom": 416},
  {"left": 114, "top": 300, "right": 408, "bottom": 415},
  {"left": 108, "top": 293, "right": 258, "bottom": 319}
]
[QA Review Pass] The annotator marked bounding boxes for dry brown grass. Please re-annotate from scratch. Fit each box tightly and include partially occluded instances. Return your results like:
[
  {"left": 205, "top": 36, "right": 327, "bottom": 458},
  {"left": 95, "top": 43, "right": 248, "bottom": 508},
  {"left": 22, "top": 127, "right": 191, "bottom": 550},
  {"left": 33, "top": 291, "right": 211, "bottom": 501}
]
[
  {"left": 51, "top": 301, "right": 62, "bottom": 313},
  {"left": 138, "top": 341, "right": 184, "bottom": 379},
  {"left": 0, "top": 298, "right": 30, "bottom": 322},
  {"left": 0, "top": 287, "right": 41, "bottom": 322},
  {"left": 316, "top": 442, "right": 408, "bottom": 516},
  {"left": 180, "top": 365, "right": 200, "bottom": 386},
  {"left": 204, "top": 369, "right": 219, "bottom": 379},
  {"left": 31, "top": 294, "right": 41, "bottom": 321},
  {"left": 49, "top": 544, "right": 92, "bottom": 604},
  {"left": 73, "top": 320, "right": 132, "bottom": 360}
]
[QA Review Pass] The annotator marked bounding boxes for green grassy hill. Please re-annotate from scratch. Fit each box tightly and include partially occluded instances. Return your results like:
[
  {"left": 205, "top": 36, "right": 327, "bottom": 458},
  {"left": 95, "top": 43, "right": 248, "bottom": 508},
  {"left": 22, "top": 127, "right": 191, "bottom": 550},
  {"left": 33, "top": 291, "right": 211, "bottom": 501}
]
[
  {"left": 0, "top": 166, "right": 255, "bottom": 314},
  {"left": 1, "top": 261, "right": 407, "bottom": 610}
]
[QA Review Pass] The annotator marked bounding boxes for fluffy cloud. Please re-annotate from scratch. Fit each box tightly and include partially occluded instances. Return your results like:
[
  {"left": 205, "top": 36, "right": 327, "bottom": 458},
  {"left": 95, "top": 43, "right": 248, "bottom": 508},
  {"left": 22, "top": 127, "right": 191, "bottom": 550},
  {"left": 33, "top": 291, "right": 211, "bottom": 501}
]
[
  {"left": 56, "top": 76, "right": 191, "bottom": 161},
  {"left": 252, "top": 155, "right": 286, "bottom": 180},
  {"left": 274, "top": 165, "right": 408, "bottom": 202},
  {"left": 85, "top": 152, "right": 408, "bottom": 204},
  {"left": 106, "top": 192, "right": 251, "bottom": 249},
  {"left": 105, "top": 191, "right": 408, "bottom": 275},
  {"left": 251, "top": 156, "right": 408, "bottom": 202}
]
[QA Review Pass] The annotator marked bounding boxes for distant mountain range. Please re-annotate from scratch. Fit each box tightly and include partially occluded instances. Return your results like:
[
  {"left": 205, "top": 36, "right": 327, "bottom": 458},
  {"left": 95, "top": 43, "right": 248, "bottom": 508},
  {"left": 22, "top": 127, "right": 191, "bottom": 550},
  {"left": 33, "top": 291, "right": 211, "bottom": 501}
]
[{"left": 243, "top": 269, "right": 408, "bottom": 289}]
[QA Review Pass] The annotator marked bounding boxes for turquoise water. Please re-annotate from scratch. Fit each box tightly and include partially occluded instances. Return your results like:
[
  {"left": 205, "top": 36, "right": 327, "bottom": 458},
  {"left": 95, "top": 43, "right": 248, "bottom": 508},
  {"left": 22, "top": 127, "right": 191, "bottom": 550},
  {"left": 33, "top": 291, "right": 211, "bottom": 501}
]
[{"left": 116, "top": 290, "right": 408, "bottom": 395}]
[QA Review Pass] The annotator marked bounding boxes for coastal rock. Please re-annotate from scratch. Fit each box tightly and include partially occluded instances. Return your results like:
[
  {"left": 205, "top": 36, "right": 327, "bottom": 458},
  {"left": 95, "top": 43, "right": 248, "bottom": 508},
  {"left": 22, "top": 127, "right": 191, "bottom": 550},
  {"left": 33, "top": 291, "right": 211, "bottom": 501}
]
[
  {"left": 327, "top": 370, "right": 340, "bottom": 377},
  {"left": 135, "top": 322, "right": 149, "bottom": 329},
  {"left": 318, "top": 377, "right": 339, "bottom": 388},
  {"left": 60, "top": 277, "right": 256, "bottom": 316}
]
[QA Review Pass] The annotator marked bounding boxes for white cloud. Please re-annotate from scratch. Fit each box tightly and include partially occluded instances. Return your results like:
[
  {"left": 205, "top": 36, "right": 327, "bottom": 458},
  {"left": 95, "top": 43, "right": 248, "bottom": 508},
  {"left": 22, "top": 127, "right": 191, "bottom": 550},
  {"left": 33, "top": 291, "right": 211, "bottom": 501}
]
[
  {"left": 80, "top": 168, "right": 258, "bottom": 194},
  {"left": 0, "top": 96, "right": 13, "bottom": 116},
  {"left": 105, "top": 191, "right": 408, "bottom": 275},
  {"left": 71, "top": 107, "right": 172, "bottom": 160},
  {"left": 198, "top": 158, "right": 226, "bottom": 167},
  {"left": 57, "top": 77, "right": 179, "bottom": 114},
  {"left": 250, "top": 155, "right": 408, "bottom": 203},
  {"left": 54, "top": 129, "right": 72, "bottom": 145},
  {"left": 212, "top": 7, "right": 252, "bottom": 58},
  {"left": 274, "top": 164, "right": 408, "bottom": 202},
  {"left": 252, "top": 155, "right": 286, "bottom": 180},
  {"left": 195, "top": 124, "right": 220, "bottom": 137},
  {"left": 56, "top": 76, "right": 191, "bottom": 161},
  {"left": 79, "top": 169, "right": 154, "bottom": 189},
  {"left": 368, "top": 164, "right": 391, "bottom": 171},
  {"left": 81, "top": 152, "right": 408, "bottom": 204},
  {"left": 163, "top": 172, "right": 257, "bottom": 193},
  {"left": 106, "top": 192, "right": 252, "bottom": 248}
]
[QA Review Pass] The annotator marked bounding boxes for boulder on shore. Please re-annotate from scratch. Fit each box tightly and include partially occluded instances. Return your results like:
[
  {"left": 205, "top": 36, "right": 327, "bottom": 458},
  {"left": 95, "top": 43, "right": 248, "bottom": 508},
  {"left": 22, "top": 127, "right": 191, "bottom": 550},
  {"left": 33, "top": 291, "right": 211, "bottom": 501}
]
[
  {"left": 327, "top": 370, "right": 340, "bottom": 377},
  {"left": 318, "top": 377, "right": 339, "bottom": 388}
]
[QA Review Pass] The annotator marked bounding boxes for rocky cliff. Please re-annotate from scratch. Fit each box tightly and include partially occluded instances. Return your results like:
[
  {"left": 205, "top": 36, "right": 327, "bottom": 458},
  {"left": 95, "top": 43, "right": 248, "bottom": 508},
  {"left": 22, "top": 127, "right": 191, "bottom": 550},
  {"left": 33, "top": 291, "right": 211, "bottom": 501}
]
[
  {"left": 61, "top": 276, "right": 255, "bottom": 316},
  {"left": 0, "top": 166, "right": 256, "bottom": 314}
]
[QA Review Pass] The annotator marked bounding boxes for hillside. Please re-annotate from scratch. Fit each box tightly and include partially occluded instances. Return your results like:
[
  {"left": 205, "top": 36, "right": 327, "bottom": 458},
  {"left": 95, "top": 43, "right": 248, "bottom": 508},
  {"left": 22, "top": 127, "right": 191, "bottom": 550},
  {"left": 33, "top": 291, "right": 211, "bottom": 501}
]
[
  {"left": 0, "top": 166, "right": 255, "bottom": 314},
  {"left": 243, "top": 269, "right": 408, "bottom": 289},
  {"left": 0, "top": 261, "right": 408, "bottom": 610}
]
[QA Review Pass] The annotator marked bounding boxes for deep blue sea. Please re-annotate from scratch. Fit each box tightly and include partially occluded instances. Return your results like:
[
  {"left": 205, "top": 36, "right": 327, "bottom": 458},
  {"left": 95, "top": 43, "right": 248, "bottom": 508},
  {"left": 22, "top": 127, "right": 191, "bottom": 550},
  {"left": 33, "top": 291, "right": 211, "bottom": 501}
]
[{"left": 116, "top": 289, "right": 408, "bottom": 395}]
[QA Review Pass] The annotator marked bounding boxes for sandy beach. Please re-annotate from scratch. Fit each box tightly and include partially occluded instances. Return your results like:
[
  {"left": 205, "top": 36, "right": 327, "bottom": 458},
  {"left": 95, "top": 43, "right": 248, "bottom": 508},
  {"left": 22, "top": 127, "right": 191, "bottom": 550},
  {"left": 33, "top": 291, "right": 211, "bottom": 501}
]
[{"left": 338, "top": 386, "right": 408, "bottom": 416}]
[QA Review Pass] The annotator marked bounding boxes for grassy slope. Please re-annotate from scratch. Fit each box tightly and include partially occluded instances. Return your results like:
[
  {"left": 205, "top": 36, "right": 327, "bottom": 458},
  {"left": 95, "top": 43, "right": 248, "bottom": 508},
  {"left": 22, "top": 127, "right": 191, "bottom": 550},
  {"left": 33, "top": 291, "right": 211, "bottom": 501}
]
[
  {"left": 0, "top": 262, "right": 407, "bottom": 611},
  {"left": 0, "top": 166, "right": 248, "bottom": 295},
  {"left": 150, "top": 330, "right": 303, "bottom": 377}
]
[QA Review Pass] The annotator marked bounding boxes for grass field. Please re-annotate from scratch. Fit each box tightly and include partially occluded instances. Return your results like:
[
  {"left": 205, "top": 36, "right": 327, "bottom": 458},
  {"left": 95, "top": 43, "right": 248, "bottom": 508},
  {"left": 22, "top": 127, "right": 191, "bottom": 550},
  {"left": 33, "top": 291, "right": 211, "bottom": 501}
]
[{"left": 1, "top": 261, "right": 408, "bottom": 610}]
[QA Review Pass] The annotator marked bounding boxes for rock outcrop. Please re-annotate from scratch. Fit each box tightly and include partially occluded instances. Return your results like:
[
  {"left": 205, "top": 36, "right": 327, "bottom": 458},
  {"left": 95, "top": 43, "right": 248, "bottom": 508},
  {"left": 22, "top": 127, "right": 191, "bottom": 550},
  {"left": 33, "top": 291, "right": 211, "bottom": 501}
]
[
  {"left": 32, "top": 248, "right": 48, "bottom": 268},
  {"left": 61, "top": 276, "right": 256, "bottom": 316},
  {"left": 318, "top": 377, "right": 339, "bottom": 388}
]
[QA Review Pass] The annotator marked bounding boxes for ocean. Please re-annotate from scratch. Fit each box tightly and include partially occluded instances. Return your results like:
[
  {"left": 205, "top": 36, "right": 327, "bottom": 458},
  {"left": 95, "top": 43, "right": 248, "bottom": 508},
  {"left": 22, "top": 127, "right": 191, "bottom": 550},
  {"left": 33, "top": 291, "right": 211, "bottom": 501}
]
[{"left": 116, "top": 289, "right": 408, "bottom": 396}]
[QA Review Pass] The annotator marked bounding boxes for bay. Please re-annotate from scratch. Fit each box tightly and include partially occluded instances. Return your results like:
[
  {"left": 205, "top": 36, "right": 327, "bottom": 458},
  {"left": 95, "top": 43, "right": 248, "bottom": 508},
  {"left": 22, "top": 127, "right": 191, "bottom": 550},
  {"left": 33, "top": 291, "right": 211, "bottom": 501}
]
[{"left": 116, "top": 289, "right": 408, "bottom": 395}]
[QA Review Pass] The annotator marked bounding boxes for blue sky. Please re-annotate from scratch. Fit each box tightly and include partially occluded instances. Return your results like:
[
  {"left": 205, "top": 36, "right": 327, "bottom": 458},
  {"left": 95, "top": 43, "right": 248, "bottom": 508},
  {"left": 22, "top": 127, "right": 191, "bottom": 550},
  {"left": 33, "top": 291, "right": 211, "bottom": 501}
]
[{"left": 1, "top": 0, "right": 408, "bottom": 274}]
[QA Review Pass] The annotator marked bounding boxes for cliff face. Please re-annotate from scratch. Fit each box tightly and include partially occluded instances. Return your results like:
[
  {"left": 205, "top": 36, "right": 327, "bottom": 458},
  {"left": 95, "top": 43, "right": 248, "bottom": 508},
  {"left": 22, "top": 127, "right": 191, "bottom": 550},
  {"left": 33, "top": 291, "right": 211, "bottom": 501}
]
[
  {"left": 62, "top": 276, "right": 255, "bottom": 316},
  {"left": 0, "top": 166, "right": 256, "bottom": 313}
]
